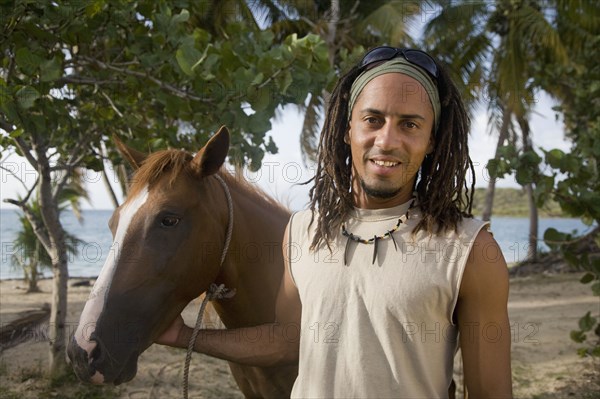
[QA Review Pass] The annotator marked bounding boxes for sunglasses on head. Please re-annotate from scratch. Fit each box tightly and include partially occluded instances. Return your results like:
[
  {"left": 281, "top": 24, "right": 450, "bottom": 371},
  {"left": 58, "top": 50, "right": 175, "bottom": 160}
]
[{"left": 359, "top": 46, "right": 438, "bottom": 80}]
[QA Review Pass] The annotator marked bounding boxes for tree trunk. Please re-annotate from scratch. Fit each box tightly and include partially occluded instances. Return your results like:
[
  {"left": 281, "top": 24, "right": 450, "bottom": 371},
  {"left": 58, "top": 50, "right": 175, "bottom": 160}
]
[
  {"left": 117, "top": 163, "right": 129, "bottom": 197},
  {"left": 482, "top": 111, "right": 511, "bottom": 221},
  {"left": 326, "top": 0, "right": 340, "bottom": 66},
  {"left": 524, "top": 182, "right": 538, "bottom": 260},
  {"left": 518, "top": 117, "right": 538, "bottom": 260},
  {"left": 32, "top": 137, "right": 69, "bottom": 378},
  {"left": 27, "top": 262, "right": 41, "bottom": 293},
  {"left": 49, "top": 251, "right": 69, "bottom": 378},
  {"left": 102, "top": 168, "right": 120, "bottom": 208},
  {"left": 100, "top": 143, "right": 120, "bottom": 209}
]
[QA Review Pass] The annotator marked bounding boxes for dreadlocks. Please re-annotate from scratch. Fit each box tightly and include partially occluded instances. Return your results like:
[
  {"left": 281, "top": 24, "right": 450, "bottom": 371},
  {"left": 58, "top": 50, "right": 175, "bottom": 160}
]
[{"left": 307, "top": 57, "right": 475, "bottom": 251}]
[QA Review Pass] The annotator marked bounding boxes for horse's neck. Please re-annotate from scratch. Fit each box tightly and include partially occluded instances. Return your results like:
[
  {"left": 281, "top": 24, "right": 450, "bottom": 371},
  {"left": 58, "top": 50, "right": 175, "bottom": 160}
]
[{"left": 212, "top": 177, "right": 290, "bottom": 328}]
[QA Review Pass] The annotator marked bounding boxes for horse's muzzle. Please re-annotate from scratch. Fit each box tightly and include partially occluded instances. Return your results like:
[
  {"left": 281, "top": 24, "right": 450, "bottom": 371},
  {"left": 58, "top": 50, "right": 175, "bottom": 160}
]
[
  {"left": 67, "top": 335, "right": 102, "bottom": 383},
  {"left": 67, "top": 334, "right": 138, "bottom": 385}
]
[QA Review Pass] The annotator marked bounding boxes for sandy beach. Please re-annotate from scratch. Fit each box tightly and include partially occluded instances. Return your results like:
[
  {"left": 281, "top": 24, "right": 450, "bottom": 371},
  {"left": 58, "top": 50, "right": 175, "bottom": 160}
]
[{"left": 0, "top": 272, "right": 599, "bottom": 398}]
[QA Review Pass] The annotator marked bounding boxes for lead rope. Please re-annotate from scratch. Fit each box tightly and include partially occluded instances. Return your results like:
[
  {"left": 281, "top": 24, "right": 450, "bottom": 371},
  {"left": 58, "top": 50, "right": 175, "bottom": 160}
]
[{"left": 182, "top": 174, "right": 235, "bottom": 399}]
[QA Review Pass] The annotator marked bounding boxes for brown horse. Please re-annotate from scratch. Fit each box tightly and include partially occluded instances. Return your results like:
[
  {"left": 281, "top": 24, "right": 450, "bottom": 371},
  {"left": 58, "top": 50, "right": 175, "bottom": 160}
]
[{"left": 67, "top": 127, "right": 297, "bottom": 397}]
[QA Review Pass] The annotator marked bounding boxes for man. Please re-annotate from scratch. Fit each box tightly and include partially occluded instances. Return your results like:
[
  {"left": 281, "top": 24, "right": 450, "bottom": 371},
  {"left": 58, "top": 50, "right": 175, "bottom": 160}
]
[{"left": 157, "top": 46, "right": 513, "bottom": 398}]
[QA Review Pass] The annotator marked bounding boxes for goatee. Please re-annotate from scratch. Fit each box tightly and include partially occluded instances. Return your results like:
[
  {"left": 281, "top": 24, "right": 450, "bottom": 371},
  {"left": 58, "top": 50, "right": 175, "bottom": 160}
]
[{"left": 360, "top": 178, "right": 401, "bottom": 199}]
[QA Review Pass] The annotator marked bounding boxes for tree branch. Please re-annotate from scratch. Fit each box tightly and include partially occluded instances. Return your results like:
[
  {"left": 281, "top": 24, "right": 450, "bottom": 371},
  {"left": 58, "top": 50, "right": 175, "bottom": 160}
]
[
  {"left": 79, "top": 56, "right": 214, "bottom": 103},
  {"left": 52, "top": 135, "right": 94, "bottom": 199},
  {"left": 101, "top": 90, "right": 124, "bottom": 118},
  {"left": 13, "top": 136, "right": 39, "bottom": 169},
  {"left": 2, "top": 174, "right": 38, "bottom": 206},
  {"left": 0, "top": 163, "right": 35, "bottom": 192},
  {"left": 0, "top": 118, "right": 15, "bottom": 133},
  {"left": 56, "top": 75, "right": 125, "bottom": 86},
  {"left": 254, "top": 58, "right": 298, "bottom": 92}
]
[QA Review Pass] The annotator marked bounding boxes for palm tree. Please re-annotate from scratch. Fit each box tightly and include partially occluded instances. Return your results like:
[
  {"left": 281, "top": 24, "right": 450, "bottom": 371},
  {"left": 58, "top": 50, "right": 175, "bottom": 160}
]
[
  {"left": 10, "top": 170, "right": 88, "bottom": 292},
  {"left": 422, "top": 0, "right": 570, "bottom": 260},
  {"left": 11, "top": 201, "right": 83, "bottom": 293}
]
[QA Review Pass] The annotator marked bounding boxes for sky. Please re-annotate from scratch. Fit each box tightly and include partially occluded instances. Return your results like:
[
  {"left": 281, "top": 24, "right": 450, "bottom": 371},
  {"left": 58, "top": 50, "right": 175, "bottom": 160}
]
[{"left": 0, "top": 90, "right": 570, "bottom": 211}]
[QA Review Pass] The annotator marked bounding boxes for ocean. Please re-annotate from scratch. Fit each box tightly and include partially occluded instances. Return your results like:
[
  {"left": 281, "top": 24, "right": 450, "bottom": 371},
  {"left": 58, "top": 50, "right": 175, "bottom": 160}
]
[{"left": 0, "top": 209, "right": 594, "bottom": 280}]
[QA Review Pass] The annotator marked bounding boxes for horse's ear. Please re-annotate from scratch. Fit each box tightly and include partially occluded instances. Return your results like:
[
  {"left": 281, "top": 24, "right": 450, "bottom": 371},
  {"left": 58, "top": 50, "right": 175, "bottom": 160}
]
[
  {"left": 192, "top": 126, "right": 230, "bottom": 177},
  {"left": 113, "top": 135, "right": 147, "bottom": 170}
]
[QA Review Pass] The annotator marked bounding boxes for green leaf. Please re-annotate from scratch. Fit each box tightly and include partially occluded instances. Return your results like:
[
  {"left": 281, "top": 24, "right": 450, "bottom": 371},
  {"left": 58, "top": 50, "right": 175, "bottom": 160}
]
[
  {"left": 577, "top": 347, "right": 589, "bottom": 357},
  {"left": 40, "top": 57, "right": 62, "bottom": 82},
  {"left": 543, "top": 228, "right": 564, "bottom": 246},
  {"left": 581, "top": 213, "right": 595, "bottom": 226},
  {"left": 515, "top": 166, "right": 534, "bottom": 185},
  {"left": 15, "top": 48, "right": 44, "bottom": 75},
  {"left": 545, "top": 148, "right": 565, "bottom": 168},
  {"left": 564, "top": 250, "right": 580, "bottom": 268},
  {"left": 85, "top": 0, "right": 105, "bottom": 17},
  {"left": 265, "top": 136, "right": 278, "bottom": 154},
  {"left": 249, "top": 88, "right": 271, "bottom": 112},
  {"left": 592, "top": 259, "right": 600, "bottom": 275},
  {"left": 580, "top": 273, "right": 595, "bottom": 284},
  {"left": 171, "top": 9, "right": 189, "bottom": 24},
  {"left": 486, "top": 159, "right": 500, "bottom": 179},
  {"left": 579, "top": 312, "right": 596, "bottom": 332},
  {"left": 520, "top": 150, "right": 542, "bottom": 166},
  {"left": 277, "top": 70, "right": 293, "bottom": 94},
  {"left": 570, "top": 330, "right": 586, "bottom": 343},
  {"left": 0, "top": 78, "right": 10, "bottom": 106},
  {"left": 9, "top": 128, "right": 23, "bottom": 138},
  {"left": 592, "top": 282, "right": 600, "bottom": 296},
  {"left": 176, "top": 43, "right": 203, "bottom": 77},
  {"left": 498, "top": 144, "right": 518, "bottom": 160},
  {"left": 251, "top": 72, "right": 264, "bottom": 86},
  {"left": 15, "top": 86, "right": 41, "bottom": 109},
  {"left": 84, "top": 156, "right": 104, "bottom": 171}
]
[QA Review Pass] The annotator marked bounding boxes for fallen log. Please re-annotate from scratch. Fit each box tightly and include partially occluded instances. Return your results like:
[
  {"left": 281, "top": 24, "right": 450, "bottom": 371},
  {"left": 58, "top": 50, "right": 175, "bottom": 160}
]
[{"left": 0, "top": 305, "right": 50, "bottom": 352}]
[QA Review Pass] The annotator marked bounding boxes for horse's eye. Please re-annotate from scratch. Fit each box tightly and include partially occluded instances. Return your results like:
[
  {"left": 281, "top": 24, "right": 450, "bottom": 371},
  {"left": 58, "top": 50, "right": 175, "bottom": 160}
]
[{"left": 161, "top": 216, "right": 180, "bottom": 228}]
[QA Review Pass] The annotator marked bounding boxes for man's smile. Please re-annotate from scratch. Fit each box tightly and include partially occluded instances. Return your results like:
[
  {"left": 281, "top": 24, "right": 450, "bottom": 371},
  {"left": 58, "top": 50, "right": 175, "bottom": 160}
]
[{"left": 371, "top": 159, "right": 400, "bottom": 167}]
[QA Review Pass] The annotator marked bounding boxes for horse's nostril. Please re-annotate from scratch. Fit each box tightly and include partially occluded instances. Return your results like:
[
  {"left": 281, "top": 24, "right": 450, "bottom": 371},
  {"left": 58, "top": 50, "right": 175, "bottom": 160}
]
[{"left": 90, "top": 339, "right": 102, "bottom": 363}]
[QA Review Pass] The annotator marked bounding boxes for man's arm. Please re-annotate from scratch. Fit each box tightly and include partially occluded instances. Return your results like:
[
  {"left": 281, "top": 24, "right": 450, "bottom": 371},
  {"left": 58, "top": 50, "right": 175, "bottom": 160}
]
[
  {"left": 155, "top": 222, "right": 302, "bottom": 367},
  {"left": 457, "top": 229, "right": 513, "bottom": 398}
]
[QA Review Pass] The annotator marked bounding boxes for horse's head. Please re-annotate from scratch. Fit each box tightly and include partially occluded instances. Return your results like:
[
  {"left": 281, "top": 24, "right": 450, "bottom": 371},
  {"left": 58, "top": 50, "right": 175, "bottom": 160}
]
[{"left": 68, "top": 127, "right": 231, "bottom": 384}]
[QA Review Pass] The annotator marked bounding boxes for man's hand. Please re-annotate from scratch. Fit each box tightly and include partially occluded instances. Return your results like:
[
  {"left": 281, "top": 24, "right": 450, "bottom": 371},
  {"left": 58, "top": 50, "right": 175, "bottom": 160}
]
[{"left": 156, "top": 315, "right": 190, "bottom": 348}]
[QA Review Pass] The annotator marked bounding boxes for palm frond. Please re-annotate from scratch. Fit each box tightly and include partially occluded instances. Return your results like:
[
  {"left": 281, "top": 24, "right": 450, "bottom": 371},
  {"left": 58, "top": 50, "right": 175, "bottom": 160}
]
[
  {"left": 555, "top": 0, "right": 600, "bottom": 33},
  {"left": 300, "top": 93, "right": 324, "bottom": 166},
  {"left": 515, "top": 4, "right": 568, "bottom": 64},
  {"left": 356, "top": 2, "right": 421, "bottom": 46},
  {"left": 423, "top": 1, "right": 489, "bottom": 47}
]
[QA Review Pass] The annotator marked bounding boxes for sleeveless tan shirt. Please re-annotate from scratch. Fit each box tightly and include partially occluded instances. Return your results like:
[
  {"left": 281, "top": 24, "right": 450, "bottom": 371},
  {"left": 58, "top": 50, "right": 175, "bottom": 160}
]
[{"left": 287, "top": 201, "right": 489, "bottom": 398}]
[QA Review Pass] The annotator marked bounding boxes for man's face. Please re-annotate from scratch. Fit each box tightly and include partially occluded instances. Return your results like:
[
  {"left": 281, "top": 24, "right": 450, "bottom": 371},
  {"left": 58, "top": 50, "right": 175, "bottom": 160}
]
[{"left": 347, "top": 72, "right": 435, "bottom": 208}]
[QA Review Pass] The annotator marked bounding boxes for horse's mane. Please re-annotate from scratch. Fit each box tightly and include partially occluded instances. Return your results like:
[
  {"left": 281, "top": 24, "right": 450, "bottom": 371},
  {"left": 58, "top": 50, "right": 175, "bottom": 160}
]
[
  {"left": 126, "top": 149, "right": 290, "bottom": 216},
  {"left": 128, "top": 149, "right": 194, "bottom": 199}
]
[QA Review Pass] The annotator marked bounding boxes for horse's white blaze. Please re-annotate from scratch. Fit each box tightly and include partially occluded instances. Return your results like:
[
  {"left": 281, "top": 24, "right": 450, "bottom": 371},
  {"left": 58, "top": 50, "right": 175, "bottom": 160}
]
[{"left": 73, "top": 187, "right": 149, "bottom": 380}]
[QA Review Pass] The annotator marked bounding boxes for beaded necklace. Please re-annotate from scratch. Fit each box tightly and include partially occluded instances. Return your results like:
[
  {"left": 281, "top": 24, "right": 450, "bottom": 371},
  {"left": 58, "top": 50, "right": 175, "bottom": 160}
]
[{"left": 341, "top": 198, "right": 415, "bottom": 266}]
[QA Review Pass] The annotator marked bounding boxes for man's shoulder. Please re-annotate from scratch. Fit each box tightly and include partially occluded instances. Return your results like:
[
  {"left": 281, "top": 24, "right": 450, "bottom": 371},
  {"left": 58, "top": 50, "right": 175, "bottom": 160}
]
[
  {"left": 456, "top": 215, "right": 490, "bottom": 238},
  {"left": 288, "top": 209, "right": 317, "bottom": 234},
  {"left": 290, "top": 209, "right": 314, "bottom": 224},
  {"left": 411, "top": 209, "right": 489, "bottom": 240}
]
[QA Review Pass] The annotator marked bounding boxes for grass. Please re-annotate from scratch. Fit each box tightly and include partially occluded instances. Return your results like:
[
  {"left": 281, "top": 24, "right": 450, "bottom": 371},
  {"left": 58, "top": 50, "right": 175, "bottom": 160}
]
[
  {"left": 0, "top": 386, "right": 21, "bottom": 399},
  {"left": 46, "top": 369, "right": 118, "bottom": 399},
  {"left": 0, "top": 363, "right": 118, "bottom": 399},
  {"left": 472, "top": 187, "right": 566, "bottom": 218},
  {"left": 17, "top": 363, "right": 44, "bottom": 382},
  {"left": 0, "top": 360, "right": 7, "bottom": 377}
]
